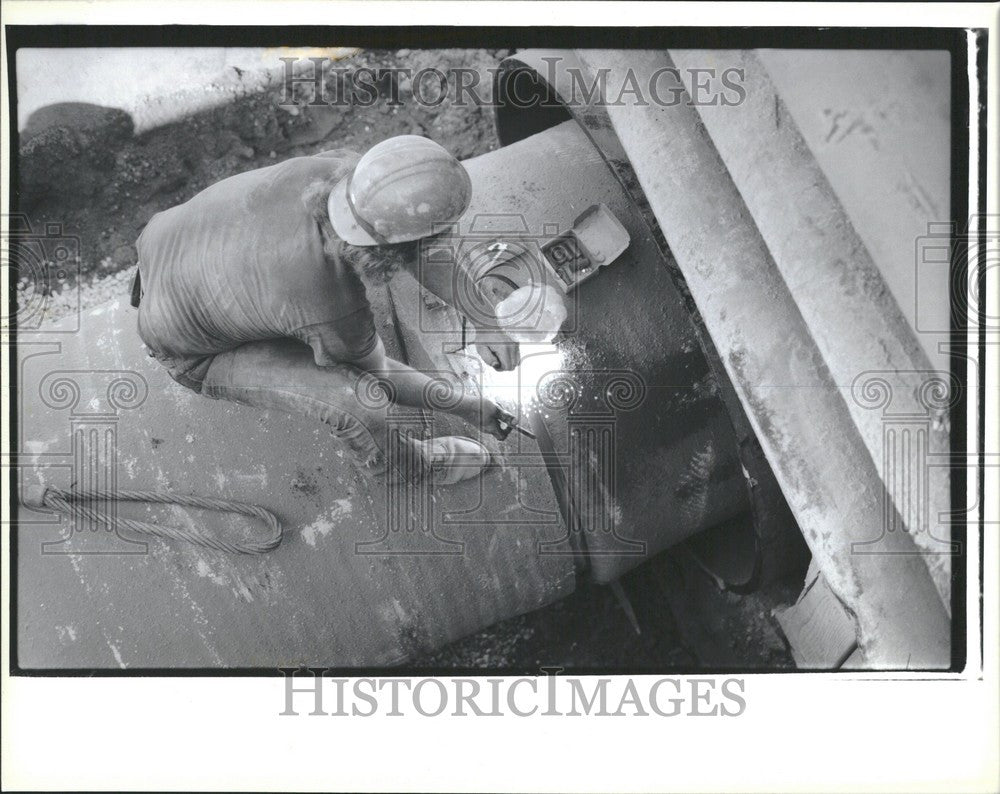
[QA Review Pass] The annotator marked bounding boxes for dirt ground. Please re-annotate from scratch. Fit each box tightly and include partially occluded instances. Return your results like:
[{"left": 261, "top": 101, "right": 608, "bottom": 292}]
[{"left": 16, "top": 48, "right": 798, "bottom": 671}]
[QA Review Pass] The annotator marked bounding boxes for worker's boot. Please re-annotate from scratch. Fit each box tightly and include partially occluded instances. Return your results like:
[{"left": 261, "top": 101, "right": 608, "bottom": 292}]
[{"left": 410, "top": 436, "right": 492, "bottom": 485}]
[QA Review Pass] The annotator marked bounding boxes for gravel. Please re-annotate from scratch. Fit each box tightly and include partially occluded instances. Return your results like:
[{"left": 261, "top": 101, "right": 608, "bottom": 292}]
[{"left": 16, "top": 264, "right": 134, "bottom": 326}]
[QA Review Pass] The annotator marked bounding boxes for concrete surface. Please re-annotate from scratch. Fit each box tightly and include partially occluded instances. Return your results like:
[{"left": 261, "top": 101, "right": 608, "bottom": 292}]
[
  {"left": 587, "top": 49, "right": 950, "bottom": 668},
  {"left": 15, "top": 297, "right": 574, "bottom": 669},
  {"left": 759, "top": 49, "right": 951, "bottom": 374},
  {"left": 16, "top": 47, "right": 357, "bottom": 133},
  {"left": 671, "top": 49, "right": 952, "bottom": 603}
]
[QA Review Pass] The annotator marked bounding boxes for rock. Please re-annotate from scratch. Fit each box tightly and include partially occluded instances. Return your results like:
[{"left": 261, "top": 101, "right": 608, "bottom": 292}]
[
  {"left": 112, "top": 244, "right": 136, "bottom": 267},
  {"left": 22, "top": 102, "right": 134, "bottom": 145},
  {"left": 19, "top": 103, "right": 135, "bottom": 209}
]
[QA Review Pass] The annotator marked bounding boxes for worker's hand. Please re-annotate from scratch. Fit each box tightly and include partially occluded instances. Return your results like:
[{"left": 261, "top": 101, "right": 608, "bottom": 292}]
[
  {"left": 469, "top": 303, "right": 521, "bottom": 371},
  {"left": 455, "top": 395, "right": 511, "bottom": 440},
  {"left": 476, "top": 338, "right": 520, "bottom": 372}
]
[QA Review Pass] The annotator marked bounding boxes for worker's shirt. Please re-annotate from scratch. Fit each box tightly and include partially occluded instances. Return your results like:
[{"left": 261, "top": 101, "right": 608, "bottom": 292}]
[{"left": 135, "top": 151, "right": 378, "bottom": 365}]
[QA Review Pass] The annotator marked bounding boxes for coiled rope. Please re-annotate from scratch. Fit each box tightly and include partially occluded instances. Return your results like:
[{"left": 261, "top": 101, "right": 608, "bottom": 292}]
[{"left": 23, "top": 486, "right": 282, "bottom": 555}]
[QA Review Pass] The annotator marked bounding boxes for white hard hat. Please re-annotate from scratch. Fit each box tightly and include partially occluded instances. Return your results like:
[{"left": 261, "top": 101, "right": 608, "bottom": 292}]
[{"left": 327, "top": 135, "right": 472, "bottom": 246}]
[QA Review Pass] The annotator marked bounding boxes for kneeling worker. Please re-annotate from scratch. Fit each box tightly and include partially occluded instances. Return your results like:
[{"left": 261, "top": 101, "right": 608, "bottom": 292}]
[{"left": 132, "top": 136, "right": 520, "bottom": 485}]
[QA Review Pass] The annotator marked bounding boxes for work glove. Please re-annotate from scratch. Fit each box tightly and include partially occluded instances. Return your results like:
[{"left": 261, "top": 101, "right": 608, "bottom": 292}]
[
  {"left": 476, "top": 337, "right": 520, "bottom": 371},
  {"left": 455, "top": 396, "right": 512, "bottom": 440}
]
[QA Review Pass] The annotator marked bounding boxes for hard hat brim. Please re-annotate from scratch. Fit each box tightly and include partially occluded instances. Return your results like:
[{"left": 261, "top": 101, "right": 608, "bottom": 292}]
[{"left": 327, "top": 175, "right": 380, "bottom": 247}]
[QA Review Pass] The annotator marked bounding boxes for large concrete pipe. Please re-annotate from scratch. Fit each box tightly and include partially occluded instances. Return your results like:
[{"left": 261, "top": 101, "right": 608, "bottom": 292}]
[
  {"left": 577, "top": 49, "right": 950, "bottom": 668},
  {"left": 16, "top": 118, "right": 764, "bottom": 668},
  {"left": 407, "top": 119, "right": 769, "bottom": 585},
  {"left": 491, "top": 49, "right": 806, "bottom": 591},
  {"left": 669, "top": 49, "right": 952, "bottom": 606},
  {"left": 757, "top": 49, "right": 952, "bottom": 374}
]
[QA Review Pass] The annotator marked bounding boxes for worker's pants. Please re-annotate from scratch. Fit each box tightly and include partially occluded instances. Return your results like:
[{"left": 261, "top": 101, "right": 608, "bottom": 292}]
[{"left": 154, "top": 339, "right": 432, "bottom": 482}]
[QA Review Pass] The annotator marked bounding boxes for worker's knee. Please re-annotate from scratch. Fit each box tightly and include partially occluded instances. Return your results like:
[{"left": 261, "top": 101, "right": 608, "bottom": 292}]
[{"left": 147, "top": 349, "right": 216, "bottom": 395}]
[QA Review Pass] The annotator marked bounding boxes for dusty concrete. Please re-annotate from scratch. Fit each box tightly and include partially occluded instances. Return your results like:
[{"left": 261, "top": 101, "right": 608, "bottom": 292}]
[
  {"left": 587, "top": 49, "right": 950, "bottom": 668},
  {"left": 759, "top": 49, "right": 951, "bottom": 373},
  {"left": 672, "top": 49, "right": 951, "bottom": 605},
  {"left": 16, "top": 298, "right": 575, "bottom": 668},
  {"left": 16, "top": 47, "right": 357, "bottom": 133}
]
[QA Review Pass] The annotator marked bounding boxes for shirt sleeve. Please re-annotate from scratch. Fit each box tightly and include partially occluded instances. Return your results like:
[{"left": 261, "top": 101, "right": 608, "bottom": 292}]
[{"left": 293, "top": 305, "right": 379, "bottom": 366}]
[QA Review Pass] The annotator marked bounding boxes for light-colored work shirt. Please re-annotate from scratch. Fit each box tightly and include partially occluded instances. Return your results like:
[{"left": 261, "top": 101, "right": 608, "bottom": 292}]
[{"left": 136, "top": 151, "right": 378, "bottom": 365}]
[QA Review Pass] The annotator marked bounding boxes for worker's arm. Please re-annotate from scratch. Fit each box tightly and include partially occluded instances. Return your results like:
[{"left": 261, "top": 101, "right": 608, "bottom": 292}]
[
  {"left": 295, "top": 311, "right": 508, "bottom": 435},
  {"left": 352, "top": 337, "right": 508, "bottom": 438},
  {"left": 401, "top": 254, "right": 520, "bottom": 371}
]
